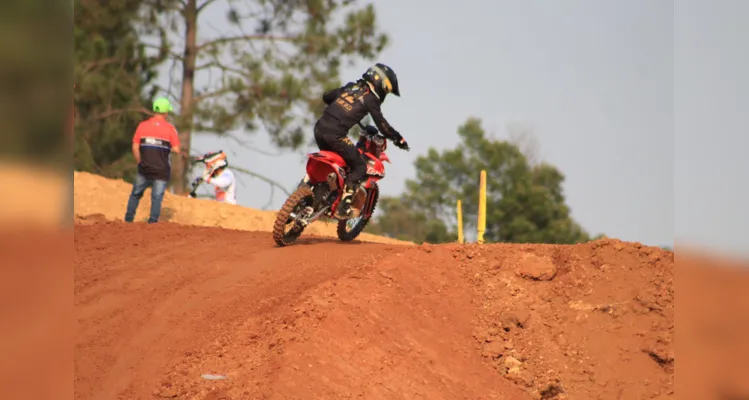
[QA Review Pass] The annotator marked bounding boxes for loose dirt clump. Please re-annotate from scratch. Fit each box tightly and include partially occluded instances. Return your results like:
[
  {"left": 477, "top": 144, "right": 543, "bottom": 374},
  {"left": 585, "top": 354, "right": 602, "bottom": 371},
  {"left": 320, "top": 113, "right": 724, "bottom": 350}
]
[
  {"left": 516, "top": 253, "right": 557, "bottom": 281},
  {"left": 450, "top": 238, "right": 674, "bottom": 399}
]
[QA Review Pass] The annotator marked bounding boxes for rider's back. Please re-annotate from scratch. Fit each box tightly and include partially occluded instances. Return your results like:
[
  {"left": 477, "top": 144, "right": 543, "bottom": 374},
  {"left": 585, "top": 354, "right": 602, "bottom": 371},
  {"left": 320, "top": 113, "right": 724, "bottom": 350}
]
[{"left": 316, "top": 81, "right": 374, "bottom": 136}]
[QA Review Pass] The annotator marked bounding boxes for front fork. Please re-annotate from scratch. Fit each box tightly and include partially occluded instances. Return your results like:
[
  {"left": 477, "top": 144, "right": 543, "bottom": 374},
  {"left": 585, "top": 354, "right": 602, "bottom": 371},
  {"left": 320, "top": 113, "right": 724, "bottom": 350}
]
[{"left": 361, "top": 187, "right": 377, "bottom": 218}]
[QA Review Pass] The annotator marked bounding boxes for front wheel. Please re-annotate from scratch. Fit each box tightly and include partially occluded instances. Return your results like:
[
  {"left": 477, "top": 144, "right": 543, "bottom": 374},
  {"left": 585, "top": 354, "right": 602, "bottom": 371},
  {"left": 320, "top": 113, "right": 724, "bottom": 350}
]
[
  {"left": 273, "top": 186, "right": 314, "bottom": 247},
  {"left": 336, "top": 183, "right": 379, "bottom": 242}
]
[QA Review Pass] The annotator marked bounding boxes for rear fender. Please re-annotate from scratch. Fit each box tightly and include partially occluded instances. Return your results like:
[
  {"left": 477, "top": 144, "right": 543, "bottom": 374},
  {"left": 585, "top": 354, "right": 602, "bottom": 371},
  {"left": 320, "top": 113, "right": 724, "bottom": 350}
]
[{"left": 306, "top": 153, "right": 346, "bottom": 189}]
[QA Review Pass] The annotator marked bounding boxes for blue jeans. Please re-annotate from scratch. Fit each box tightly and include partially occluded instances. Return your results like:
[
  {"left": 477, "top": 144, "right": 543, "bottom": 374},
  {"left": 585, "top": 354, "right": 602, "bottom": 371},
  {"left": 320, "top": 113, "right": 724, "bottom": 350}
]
[{"left": 124, "top": 172, "right": 168, "bottom": 223}]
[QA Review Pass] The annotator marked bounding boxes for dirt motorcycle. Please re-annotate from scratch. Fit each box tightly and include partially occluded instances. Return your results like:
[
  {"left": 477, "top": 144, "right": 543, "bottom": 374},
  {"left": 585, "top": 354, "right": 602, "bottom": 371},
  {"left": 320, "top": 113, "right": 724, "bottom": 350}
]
[{"left": 272, "top": 124, "right": 406, "bottom": 246}]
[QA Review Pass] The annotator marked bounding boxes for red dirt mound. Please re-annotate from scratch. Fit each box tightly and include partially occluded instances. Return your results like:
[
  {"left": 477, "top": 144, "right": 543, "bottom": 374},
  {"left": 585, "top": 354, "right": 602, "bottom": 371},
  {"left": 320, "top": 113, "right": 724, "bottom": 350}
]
[
  {"left": 449, "top": 239, "right": 674, "bottom": 399},
  {"left": 75, "top": 223, "right": 673, "bottom": 399}
]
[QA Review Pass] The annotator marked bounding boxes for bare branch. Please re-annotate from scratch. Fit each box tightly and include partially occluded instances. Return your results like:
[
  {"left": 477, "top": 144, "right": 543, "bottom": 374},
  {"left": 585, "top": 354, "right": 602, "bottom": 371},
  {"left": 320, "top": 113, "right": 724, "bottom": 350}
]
[
  {"left": 263, "top": 184, "right": 275, "bottom": 210},
  {"left": 80, "top": 57, "right": 123, "bottom": 73},
  {"left": 196, "top": 34, "right": 295, "bottom": 52},
  {"left": 143, "top": 43, "right": 183, "bottom": 61},
  {"left": 99, "top": 57, "right": 131, "bottom": 123},
  {"left": 196, "top": 60, "right": 219, "bottom": 71},
  {"left": 507, "top": 122, "right": 540, "bottom": 166},
  {"left": 193, "top": 122, "right": 232, "bottom": 134},
  {"left": 231, "top": 165, "right": 291, "bottom": 196},
  {"left": 234, "top": 166, "right": 247, "bottom": 187},
  {"left": 150, "top": 84, "right": 180, "bottom": 104},
  {"left": 225, "top": 134, "right": 284, "bottom": 157},
  {"left": 197, "top": 0, "right": 218, "bottom": 12},
  {"left": 196, "top": 58, "right": 248, "bottom": 79},
  {"left": 161, "top": 56, "right": 182, "bottom": 101},
  {"left": 199, "top": 57, "right": 251, "bottom": 80},
  {"left": 193, "top": 87, "right": 235, "bottom": 103},
  {"left": 92, "top": 107, "right": 151, "bottom": 120}
]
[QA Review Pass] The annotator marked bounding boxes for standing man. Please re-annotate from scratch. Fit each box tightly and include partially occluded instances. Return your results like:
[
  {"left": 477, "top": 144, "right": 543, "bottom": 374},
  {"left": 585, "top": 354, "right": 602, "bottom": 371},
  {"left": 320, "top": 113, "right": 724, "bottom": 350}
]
[{"left": 124, "top": 97, "right": 181, "bottom": 223}]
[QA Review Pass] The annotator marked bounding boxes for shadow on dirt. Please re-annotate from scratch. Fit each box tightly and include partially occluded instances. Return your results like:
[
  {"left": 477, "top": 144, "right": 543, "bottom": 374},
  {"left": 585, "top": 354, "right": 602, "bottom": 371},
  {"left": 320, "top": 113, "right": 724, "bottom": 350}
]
[{"left": 293, "top": 237, "right": 364, "bottom": 246}]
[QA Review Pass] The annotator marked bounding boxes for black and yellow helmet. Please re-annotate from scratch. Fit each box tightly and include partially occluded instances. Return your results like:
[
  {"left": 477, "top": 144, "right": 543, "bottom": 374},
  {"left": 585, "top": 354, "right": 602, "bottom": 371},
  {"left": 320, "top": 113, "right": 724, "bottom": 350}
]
[{"left": 362, "top": 63, "right": 400, "bottom": 101}]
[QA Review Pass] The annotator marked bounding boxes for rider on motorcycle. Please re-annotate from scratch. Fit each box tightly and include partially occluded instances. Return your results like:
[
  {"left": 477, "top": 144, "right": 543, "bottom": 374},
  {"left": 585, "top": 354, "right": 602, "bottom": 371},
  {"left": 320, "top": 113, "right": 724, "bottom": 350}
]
[
  {"left": 313, "top": 63, "right": 410, "bottom": 218},
  {"left": 188, "top": 150, "right": 237, "bottom": 204}
]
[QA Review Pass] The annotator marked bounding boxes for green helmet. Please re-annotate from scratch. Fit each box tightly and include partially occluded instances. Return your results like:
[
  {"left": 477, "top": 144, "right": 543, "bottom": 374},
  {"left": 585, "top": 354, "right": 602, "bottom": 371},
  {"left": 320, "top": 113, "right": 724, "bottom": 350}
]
[{"left": 152, "top": 97, "right": 173, "bottom": 113}]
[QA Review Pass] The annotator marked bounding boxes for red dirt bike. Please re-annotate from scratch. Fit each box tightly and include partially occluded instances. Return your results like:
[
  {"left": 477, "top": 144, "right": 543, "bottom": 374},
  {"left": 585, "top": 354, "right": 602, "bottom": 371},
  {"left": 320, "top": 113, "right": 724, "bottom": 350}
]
[{"left": 272, "top": 124, "right": 406, "bottom": 246}]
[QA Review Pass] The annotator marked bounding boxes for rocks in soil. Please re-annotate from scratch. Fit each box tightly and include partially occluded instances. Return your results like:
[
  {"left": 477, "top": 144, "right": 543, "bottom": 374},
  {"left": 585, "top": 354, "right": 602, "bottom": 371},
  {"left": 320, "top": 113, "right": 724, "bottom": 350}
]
[
  {"left": 154, "top": 387, "right": 179, "bottom": 398},
  {"left": 516, "top": 253, "right": 557, "bottom": 281},
  {"left": 538, "top": 383, "right": 565, "bottom": 399},
  {"left": 482, "top": 341, "right": 505, "bottom": 359},
  {"left": 508, "top": 368, "right": 536, "bottom": 388},
  {"left": 503, "top": 356, "right": 522, "bottom": 369},
  {"left": 502, "top": 356, "right": 535, "bottom": 387},
  {"left": 500, "top": 308, "right": 531, "bottom": 331},
  {"left": 643, "top": 340, "right": 674, "bottom": 372},
  {"left": 467, "top": 241, "right": 673, "bottom": 399}
]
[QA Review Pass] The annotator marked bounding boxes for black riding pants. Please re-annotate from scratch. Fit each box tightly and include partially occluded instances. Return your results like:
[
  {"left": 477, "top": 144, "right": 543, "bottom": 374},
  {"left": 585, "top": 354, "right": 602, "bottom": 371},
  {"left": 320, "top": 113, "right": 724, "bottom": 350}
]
[{"left": 313, "top": 125, "right": 366, "bottom": 188}]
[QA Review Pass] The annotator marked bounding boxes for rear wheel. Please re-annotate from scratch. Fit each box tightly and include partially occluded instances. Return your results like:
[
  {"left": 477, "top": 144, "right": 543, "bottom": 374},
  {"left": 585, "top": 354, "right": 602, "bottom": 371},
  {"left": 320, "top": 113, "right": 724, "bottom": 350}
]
[
  {"left": 336, "top": 183, "right": 379, "bottom": 242},
  {"left": 273, "top": 186, "right": 314, "bottom": 247}
]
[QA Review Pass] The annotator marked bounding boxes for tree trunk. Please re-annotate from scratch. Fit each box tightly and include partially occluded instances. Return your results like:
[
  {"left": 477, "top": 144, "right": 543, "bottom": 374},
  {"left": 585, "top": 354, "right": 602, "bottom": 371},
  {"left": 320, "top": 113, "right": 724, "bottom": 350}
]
[{"left": 171, "top": 0, "right": 198, "bottom": 194}]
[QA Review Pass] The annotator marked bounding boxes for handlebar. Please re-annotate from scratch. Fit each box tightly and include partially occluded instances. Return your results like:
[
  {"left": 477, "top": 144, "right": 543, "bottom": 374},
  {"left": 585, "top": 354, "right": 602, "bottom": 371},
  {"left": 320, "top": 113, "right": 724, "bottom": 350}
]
[
  {"left": 356, "top": 121, "right": 383, "bottom": 139},
  {"left": 357, "top": 121, "right": 375, "bottom": 132},
  {"left": 356, "top": 121, "right": 409, "bottom": 152}
]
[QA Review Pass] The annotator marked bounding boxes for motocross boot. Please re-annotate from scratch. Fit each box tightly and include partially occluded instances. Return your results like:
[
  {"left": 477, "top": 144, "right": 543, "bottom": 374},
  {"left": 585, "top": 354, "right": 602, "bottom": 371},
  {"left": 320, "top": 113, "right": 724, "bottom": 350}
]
[{"left": 335, "top": 183, "right": 358, "bottom": 219}]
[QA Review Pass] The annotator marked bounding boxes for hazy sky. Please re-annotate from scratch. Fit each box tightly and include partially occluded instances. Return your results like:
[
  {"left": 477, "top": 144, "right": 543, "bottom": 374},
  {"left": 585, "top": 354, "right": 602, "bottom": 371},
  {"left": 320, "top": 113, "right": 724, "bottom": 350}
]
[
  {"left": 152, "top": 0, "right": 748, "bottom": 254},
  {"left": 675, "top": 0, "right": 748, "bottom": 258}
]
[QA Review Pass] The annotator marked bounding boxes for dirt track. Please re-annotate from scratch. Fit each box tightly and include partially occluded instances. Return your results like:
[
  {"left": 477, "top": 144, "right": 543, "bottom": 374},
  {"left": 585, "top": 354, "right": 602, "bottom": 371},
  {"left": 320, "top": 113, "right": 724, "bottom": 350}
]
[
  {"left": 73, "top": 171, "right": 410, "bottom": 246},
  {"left": 75, "top": 222, "right": 673, "bottom": 400}
]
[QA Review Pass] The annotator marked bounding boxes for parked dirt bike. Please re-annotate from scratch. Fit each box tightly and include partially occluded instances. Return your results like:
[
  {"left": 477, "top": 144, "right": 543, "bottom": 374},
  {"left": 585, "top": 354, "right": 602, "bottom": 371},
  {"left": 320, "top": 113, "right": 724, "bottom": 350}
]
[{"left": 272, "top": 124, "right": 404, "bottom": 246}]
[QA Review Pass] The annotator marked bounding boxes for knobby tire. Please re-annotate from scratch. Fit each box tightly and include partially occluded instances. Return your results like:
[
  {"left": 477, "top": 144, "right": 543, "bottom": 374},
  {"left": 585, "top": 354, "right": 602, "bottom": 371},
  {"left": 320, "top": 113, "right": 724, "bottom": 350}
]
[{"left": 272, "top": 186, "right": 314, "bottom": 247}]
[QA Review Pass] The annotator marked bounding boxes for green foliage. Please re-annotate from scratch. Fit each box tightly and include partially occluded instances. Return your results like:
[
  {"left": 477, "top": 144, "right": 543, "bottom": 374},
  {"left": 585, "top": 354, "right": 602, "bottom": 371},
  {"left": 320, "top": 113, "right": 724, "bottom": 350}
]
[
  {"left": 157, "top": 0, "right": 389, "bottom": 191},
  {"left": 73, "top": 0, "right": 166, "bottom": 181},
  {"left": 0, "top": 0, "right": 71, "bottom": 166},
  {"left": 367, "top": 197, "right": 455, "bottom": 244},
  {"left": 72, "top": 0, "right": 388, "bottom": 190},
  {"left": 368, "top": 118, "right": 591, "bottom": 244}
]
